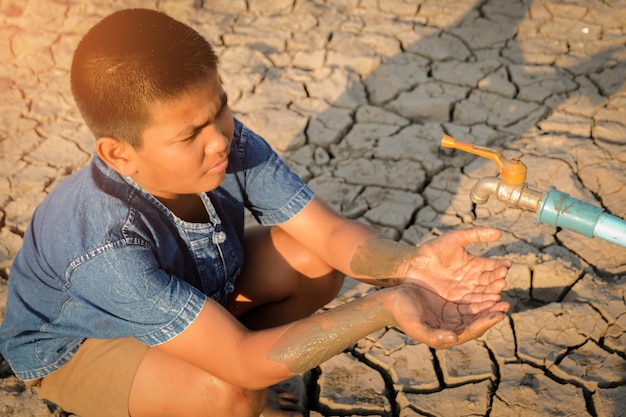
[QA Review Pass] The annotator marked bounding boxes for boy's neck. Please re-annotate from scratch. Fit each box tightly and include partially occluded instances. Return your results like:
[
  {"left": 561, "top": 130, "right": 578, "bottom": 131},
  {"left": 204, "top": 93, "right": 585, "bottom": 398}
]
[{"left": 157, "top": 193, "right": 209, "bottom": 223}]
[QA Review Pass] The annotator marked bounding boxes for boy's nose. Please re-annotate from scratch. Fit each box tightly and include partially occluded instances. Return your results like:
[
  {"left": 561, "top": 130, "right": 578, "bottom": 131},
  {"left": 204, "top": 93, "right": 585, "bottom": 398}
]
[{"left": 204, "top": 130, "right": 230, "bottom": 155}]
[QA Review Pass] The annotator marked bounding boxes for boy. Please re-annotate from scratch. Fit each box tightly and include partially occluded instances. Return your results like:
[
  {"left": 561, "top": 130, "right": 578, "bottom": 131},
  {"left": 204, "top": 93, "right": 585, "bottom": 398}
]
[{"left": 0, "top": 8, "right": 511, "bottom": 417}]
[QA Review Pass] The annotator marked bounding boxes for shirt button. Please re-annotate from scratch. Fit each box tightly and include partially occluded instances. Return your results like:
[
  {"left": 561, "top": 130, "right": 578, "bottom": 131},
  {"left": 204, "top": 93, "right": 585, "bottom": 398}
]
[{"left": 213, "top": 231, "right": 227, "bottom": 244}]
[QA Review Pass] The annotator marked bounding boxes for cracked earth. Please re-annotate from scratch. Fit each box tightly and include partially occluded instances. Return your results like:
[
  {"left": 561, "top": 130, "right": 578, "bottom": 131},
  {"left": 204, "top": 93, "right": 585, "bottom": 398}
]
[{"left": 1, "top": 0, "right": 625, "bottom": 416}]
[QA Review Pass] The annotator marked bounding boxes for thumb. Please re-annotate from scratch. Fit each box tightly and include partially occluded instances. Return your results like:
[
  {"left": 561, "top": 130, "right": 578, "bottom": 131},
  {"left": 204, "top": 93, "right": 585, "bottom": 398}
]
[
  {"left": 472, "top": 227, "right": 502, "bottom": 242},
  {"left": 452, "top": 227, "right": 502, "bottom": 247},
  {"left": 429, "top": 329, "right": 458, "bottom": 348}
]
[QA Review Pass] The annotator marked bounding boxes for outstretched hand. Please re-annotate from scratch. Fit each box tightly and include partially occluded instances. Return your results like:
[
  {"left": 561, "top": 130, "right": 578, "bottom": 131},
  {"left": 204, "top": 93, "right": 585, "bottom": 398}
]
[
  {"left": 398, "top": 227, "right": 511, "bottom": 305},
  {"left": 386, "top": 282, "right": 510, "bottom": 349},
  {"left": 347, "top": 226, "right": 511, "bottom": 347}
]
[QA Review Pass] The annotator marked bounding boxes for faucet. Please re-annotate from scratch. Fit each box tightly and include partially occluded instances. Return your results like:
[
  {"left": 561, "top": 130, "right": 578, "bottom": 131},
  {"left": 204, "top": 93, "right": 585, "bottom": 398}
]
[
  {"left": 441, "top": 135, "right": 626, "bottom": 249},
  {"left": 441, "top": 135, "right": 543, "bottom": 211}
]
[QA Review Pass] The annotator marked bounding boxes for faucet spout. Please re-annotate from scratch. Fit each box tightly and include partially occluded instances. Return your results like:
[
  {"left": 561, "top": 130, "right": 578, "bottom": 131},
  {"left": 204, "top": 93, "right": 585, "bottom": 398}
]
[
  {"left": 470, "top": 176, "right": 543, "bottom": 212},
  {"left": 470, "top": 176, "right": 500, "bottom": 205}
]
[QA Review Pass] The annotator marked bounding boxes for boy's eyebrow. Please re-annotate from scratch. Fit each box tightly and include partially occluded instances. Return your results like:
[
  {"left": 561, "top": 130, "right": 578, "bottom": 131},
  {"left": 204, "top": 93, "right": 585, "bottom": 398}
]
[{"left": 180, "top": 92, "right": 228, "bottom": 138}]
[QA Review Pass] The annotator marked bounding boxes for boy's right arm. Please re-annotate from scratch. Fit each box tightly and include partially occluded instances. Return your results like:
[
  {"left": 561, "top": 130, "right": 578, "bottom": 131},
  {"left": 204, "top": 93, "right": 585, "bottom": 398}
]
[{"left": 155, "top": 281, "right": 508, "bottom": 390}]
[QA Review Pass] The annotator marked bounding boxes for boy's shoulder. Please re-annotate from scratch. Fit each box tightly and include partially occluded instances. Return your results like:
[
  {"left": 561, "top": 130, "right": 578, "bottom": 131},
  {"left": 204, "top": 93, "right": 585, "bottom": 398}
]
[
  {"left": 24, "top": 155, "right": 168, "bottom": 266},
  {"left": 33, "top": 155, "right": 154, "bottom": 241},
  {"left": 41, "top": 156, "right": 129, "bottom": 210}
]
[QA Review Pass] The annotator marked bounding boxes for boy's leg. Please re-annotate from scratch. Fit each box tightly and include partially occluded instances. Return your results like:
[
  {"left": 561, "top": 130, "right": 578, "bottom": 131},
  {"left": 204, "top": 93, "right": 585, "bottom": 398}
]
[
  {"left": 226, "top": 225, "right": 346, "bottom": 329},
  {"left": 30, "top": 337, "right": 148, "bottom": 417},
  {"left": 129, "top": 346, "right": 267, "bottom": 417},
  {"left": 130, "top": 348, "right": 307, "bottom": 417},
  {"left": 32, "top": 336, "right": 268, "bottom": 417}
]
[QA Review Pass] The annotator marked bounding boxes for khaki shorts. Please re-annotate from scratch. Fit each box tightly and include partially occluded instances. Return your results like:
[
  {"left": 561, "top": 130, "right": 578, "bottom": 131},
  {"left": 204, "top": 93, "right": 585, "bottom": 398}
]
[{"left": 25, "top": 337, "right": 149, "bottom": 417}]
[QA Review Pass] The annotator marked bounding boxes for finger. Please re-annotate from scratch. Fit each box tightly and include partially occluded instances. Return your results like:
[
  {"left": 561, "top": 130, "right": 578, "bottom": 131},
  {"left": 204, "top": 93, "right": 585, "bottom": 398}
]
[
  {"left": 457, "top": 299, "right": 498, "bottom": 315},
  {"left": 447, "top": 268, "right": 508, "bottom": 302},
  {"left": 456, "top": 310, "right": 507, "bottom": 343},
  {"left": 484, "top": 277, "right": 507, "bottom": 293},
  {"left": 472, "top": 273, "right": 508, "bottom": 294},
  {"left": 456, "top": 291, "right": 502, "bottom": 306},
  {"left": 490, "top": 300, "right": 510, "bottom": 314},
  {"left": 471, "top": 226, "right": 503, "bottom": 243},
  {"left": 452, "top": 226, "right": 503, "bottom": 246},
  {"left": 460, "top": 299, "right": 510, "bottom": 315},
  {"left": 473, "top": 259, "right": 512, "bottom": 279},
  {"left": 473, "top": 264, "right": 511, "bottom": 287},
  {"left": 403, "top": 318, "right": 461, "bottom": 349}
]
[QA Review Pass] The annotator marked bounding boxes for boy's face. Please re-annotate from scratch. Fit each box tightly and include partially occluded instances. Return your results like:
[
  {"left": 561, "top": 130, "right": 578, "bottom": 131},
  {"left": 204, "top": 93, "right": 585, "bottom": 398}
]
[{"left": 127, "top": 75, "right": 234, "bottom": 200}]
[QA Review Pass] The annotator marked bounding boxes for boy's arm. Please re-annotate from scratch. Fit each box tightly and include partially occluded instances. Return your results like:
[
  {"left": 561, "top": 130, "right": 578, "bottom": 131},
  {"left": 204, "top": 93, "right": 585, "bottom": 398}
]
[
  {"left": 279, "top": 197, "right": 511, "bottom": 301},
  {"left": 157, "top": 278, "right": 508, "bottom": 390},
  {"left": 279, "top": 197, "right": 386, "bottom": 284},
  {"left": 156, "top": 197, "right": 510, "bottom": 390}
]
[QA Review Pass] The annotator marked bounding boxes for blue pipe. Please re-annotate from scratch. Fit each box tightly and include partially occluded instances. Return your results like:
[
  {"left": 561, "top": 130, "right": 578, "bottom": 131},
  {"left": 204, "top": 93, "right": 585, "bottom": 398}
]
[{"left": 537, "top": 186, "right": 626, "bottom": 249}]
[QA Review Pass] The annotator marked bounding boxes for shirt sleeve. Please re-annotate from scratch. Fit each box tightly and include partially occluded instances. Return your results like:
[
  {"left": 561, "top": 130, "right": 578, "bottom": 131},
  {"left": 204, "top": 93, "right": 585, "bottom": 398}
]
[
  {"left": 236, "top": 123, "right": 315, "bottom": 225},
  {"left": 66, "top": 240, "right": 207, "bottom": 346}
]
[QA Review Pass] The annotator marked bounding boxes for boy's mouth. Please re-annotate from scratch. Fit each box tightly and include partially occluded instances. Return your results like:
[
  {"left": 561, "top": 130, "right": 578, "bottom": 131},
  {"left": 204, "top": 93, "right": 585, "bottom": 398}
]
[{"left": 208, "top": 157, "right": 228, "bottom": 174}]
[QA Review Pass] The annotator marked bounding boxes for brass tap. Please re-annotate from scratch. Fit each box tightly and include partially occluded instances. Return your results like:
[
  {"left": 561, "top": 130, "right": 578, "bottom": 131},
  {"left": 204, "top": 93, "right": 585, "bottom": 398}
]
[{"left": 441, "top": 136, "right": 543, "bottom": 212}]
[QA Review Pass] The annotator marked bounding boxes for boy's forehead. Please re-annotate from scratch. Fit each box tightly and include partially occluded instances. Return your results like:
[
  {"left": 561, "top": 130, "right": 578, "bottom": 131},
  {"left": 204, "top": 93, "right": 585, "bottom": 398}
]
[
  {"left": 142, "top": 75, "right": 226, "bottom": 138},
  {"left": 183, "top": 73, "right": 224, "bottom": 99},
  {"left": 152, "top": 74, "right": 224, "bottom": 112}
]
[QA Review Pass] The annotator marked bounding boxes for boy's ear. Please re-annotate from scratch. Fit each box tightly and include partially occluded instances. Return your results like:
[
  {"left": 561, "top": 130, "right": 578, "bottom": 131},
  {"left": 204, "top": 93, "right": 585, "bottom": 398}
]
[{"left": 96, "top": 137, "right": 138, "bottom": 176}]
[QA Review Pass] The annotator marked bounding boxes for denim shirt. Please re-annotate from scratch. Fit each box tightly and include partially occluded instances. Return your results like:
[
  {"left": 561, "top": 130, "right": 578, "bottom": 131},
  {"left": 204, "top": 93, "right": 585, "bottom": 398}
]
[{"left": 0, "top": 118, "right": 315, "bottom": 380}]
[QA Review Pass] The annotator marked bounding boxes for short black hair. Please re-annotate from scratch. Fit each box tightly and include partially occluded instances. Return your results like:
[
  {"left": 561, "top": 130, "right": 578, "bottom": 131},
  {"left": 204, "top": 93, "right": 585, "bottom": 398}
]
[{"left": 71, "top": 8, "right": 220, "bottom": 147}]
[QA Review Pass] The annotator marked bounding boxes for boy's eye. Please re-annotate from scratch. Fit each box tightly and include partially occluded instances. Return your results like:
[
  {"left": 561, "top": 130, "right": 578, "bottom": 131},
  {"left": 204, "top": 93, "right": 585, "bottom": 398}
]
[
  {"left": 183, "top": 127, "right": 204, "bottom": 142},
  {"left": 183, "top": 132, "right": 198, "bottom": 142},
  {"left": 179, "top": 98, "right": 228, "bottom": 143}
]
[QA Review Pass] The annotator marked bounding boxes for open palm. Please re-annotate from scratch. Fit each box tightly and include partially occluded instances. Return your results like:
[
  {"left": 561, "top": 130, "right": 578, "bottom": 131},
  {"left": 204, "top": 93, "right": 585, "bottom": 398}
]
[
  {"left": 388, "top": 282, "right": 510, "bottom": 349},
  {"left": 399, "top": 227, "right": 511, "bottom": 304}
]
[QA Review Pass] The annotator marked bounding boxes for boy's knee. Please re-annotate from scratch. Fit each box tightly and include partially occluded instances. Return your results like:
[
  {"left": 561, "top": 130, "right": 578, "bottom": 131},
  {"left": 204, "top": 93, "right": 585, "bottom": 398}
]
[
  {"left": 217, "top": 384, "right": 266, "bottom": 417},
  {"left": 324, "top": 270, "right": 345, "bottom": 300},
  {"left": 302, "top": 269, "right": 345, "bottom": 312},
  {"left": 182, "top": 370, "right": 266, "bottom": 417}
]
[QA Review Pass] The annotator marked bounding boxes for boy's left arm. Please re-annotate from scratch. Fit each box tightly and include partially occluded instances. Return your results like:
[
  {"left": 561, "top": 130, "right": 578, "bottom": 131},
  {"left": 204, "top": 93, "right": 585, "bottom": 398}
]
[
  {"left": 278, "top": 196, "right": 385, "bottom": 283},
  {"left": 280, "top": 197, "right": 510, "bottom": 302}
]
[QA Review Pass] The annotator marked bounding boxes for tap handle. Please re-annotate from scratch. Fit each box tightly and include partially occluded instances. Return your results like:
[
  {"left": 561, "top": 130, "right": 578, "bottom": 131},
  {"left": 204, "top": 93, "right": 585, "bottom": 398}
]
[
  {"left": 441, "top": 135, "right": 506, "bottom": 169},
  {"left": 441, "top": 135, "right": 527, "bottom": 185}
]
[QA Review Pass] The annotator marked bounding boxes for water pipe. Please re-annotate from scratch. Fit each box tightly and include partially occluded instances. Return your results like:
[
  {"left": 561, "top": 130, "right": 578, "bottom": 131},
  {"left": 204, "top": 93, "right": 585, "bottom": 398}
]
[{"left": 441, "top": 135, "right": 626, "bottom": 249}]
